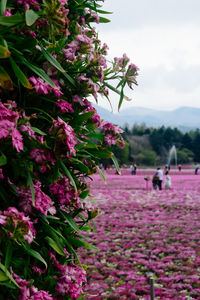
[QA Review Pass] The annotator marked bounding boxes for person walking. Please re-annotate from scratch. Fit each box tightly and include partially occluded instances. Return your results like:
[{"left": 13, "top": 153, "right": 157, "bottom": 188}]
[
  {"left": 152, "top": 171, "right": 159, "bottom": 190},
  {"left": 164, "top": 171, "right": 171, "bottom": 190},
  {"left": 156, "top": 167, "right": 163, "bottom": 190}
]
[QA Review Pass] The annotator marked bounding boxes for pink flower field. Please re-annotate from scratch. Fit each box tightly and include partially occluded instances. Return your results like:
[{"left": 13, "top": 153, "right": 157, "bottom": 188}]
[{"left": 81, "top": 170, "right": 200, "bottom": 299}]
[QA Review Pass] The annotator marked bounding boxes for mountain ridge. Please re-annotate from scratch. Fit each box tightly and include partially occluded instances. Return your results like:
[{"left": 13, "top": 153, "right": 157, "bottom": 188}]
[{"left": 93, "top": 105, "right": 200, "bottom": 130}]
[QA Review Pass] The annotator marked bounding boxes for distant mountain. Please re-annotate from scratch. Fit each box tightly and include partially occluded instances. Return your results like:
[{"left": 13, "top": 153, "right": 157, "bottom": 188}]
[{"left": 93, "top": 105, "right": 200, "bottom": 131}]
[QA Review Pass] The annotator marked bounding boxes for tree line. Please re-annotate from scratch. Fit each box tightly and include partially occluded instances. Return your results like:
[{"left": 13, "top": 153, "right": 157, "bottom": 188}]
[{"left": 110, "top": 124, "right": 200, "bottom": 166}]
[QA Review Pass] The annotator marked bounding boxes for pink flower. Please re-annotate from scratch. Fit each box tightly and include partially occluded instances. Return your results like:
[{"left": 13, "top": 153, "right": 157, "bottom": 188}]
[
  {"left": 62, "top": 48, "right": 76, "bottom": 61},
  {"left": 1, "top": 207, "right": 35, "bottom": 243},
  {"left": 4, "top": 9, "right": 12, "bottom": 16},
  {"left": 11, "top": 128, "right": 23, "bottom": 152},
  {"left": 17, "top": 181, "right": 55, "bottom": 215},
  {"left": 57, "top": 100, "right": 74, "bottom": 113},
  {"left": 29, "top": 77, "right": 49, "bottom": 95},
  {"left": 104, "top": 133, "right": 117, "bottom": 146}
]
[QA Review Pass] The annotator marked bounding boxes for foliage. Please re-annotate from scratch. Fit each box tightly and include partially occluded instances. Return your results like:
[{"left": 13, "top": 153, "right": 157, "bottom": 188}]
[{"left": 0, "top": 0, "right": 138, "bottom": 298}]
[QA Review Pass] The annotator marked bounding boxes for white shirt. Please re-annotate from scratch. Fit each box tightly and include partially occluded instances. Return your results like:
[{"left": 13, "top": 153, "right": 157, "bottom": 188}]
[{"left": 157, "top": 169, "right": 163, "bottom": 180}]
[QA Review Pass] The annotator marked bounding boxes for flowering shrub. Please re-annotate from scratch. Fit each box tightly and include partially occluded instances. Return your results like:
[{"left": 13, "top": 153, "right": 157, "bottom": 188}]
[{"left": 0, "top": 0, "right": 138, "bottom": 298}]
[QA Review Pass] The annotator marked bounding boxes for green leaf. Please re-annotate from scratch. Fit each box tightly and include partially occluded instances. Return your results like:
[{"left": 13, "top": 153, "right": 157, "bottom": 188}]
[
  {"left": 112, "top": 155, "right": 121, "bottom": 175},
  {"left": 96, "top": 166, "right": 106, "bottom": 184},
  {"left": 22, "top": 58, "right": 57, "bottom": 88},
  {"left": 0, "top": 65, "right": 13, "bottom": 90},
  {"left": 45, "top": 236, "right": 65, "bottom": 256},
  {"left": 9, "top": 57, "right": 33, "bottom": 89},
  {"left": 86, "top": 133, "right": 104, "bottom": 141},
  {"left": 70, "top": 158, "right": 89, "bottom": 174},
  {"left": 79, "top": 190, "right": 90, "bottom": 199},
  {"left": 0, "top": 14, "right": 24, "bottom": 26},
  {"left": 118, "top": 81, "right": 126, "bottom": 111},
  {"left": 0, "top": 0, "right": 7, "bottom": 16},
  {"left": 41, "top": 47, "right": 76, "bottom": 87},
  {"left": 0, "top": 45, "right": 10, "bottom": 58},
  {"left": 75, "top": 111, "right": 95, "bottom": 124},
  {"left": 30, "top": 126, "right": 46, "bottom": 136},
  {"left": 0, "top": 153, "right": 7, "bottom": 166},
  {"left": 0, "top": 271, "right": 9, "bottom": 282},
  {"left": 25, "top": 9, "right": 39, "bottom": 26},
  {"left": 60, "top": 210, "right": 80, "bottom": 232},
  {"left": 24, "top": 248, "right": 47, "bottom": 268},
  {"left": 99, "top": 16, "right": 110, "bottom": 23},
  {"left": 0, "top": 263, "right": 19, "bottom": 287},
  {"left": 59, "top": 161, "right": 77, "bottom": 195},
  {"left": 27, "top": 171, "right": 35, "bottom": 207},
  {"left": 87, "top": 148, "right": 113, "bottom": 159},
  {"left": 5, "top": 242, "right": 12, "bottom": 270}
]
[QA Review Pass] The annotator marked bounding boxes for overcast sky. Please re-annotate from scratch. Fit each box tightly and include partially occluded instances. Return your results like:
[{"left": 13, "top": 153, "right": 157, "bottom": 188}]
[{"left": 94, "top": 0, "right": 200, "bottom": 112}]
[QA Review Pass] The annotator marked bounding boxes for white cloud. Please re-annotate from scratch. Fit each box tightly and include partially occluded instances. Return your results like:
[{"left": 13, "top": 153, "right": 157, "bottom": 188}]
[{"left": 94, "top": 21, "right": 200, "bottom": 111}]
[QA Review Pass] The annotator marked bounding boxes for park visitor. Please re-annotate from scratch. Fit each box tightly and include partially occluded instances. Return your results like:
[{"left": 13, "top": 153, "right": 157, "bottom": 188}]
[
  {"left": 156, "top": 167, "right": 163, "bottom": 190},
  {"left": 164, "top": 171, "right": 171, "bottom": 190},
  {"left": 152, "top": 171, "right": 159, "bottom": 190}
]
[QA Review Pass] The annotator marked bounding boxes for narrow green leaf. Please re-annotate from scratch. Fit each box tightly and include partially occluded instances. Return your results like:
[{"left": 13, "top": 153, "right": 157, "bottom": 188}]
[
  {"left": 0, "top": 263, "right": 19, "bottom": 287},
  {"left": 87, "top": 148, "right": 113, "bottom": 159},
  {"left": 0, "top": 270, "right": 9, "bottom": 282},
  {"left": 25, "top": 248, "right": 47, "bottom": 268},
  {"left": 25, "top": 9, "right": 39, "bottom": 26},
  {"left": 86, "top": 133, "right": 104, "bottom": 141},
  {"left": 30, "top": 126, "right": 46, "bottom": 136},
  {"left": 103, "top": 81, "right": 121, "bottom": 96},
  {"left": 0, "top": 0, "right": 7, "bottom": 16},
  {"left": 111, "top": 155, "right": 121, "bottom": 175},
  {"left": 99, "top": 16, "right": 110, "bottom": 23},
  {"left": 0, "top": 153, "right": 7, "bottom": 166},
  {"left": 60, "top": 210, "right": 80, "bottom": 232},
  {"left": 79, "top": 190, "right": 90, "bottom": 199},
  {"left": 0, "top": 45, "right": 10, "bottom": 58},
  {"left": 70, "top": 158, "right": 89, "bottom": 174},
  {"left": 118, "top": 81, "right": 126, "bottom": 111},
  {"left": 45, "top": 236, "right": 65, "bottom": 256},
  {"left": 59, "top": 161, "right": 77, "bottom": 195},
  {"left": 96, "top": 166, "right": 106, "bottom": 184},
  {"left": 0, "top": 65, "right": 13, "bottom": 90},
  {"left": 9, "top": 57, "right": 33, "bottom": 89},
  {"left": 27, "top": 171, "right": 35, "bottom": 207},
  {"left": 75, "top": 111, "right": 95, "bottom": 124},
  {"left": 41, "top": 47, "right": 76, "bottom": 86},
  {"left": 22, "top": 58, "right": 57, "bottom": 88},
  {"left": 0, "top": 14, "right": 24, "bottom": 26},
  {"left": 41, "top": 47, "right": 65, "bottom": 72},
  {"left": 5, "top": 242, "right": 12, "bottom": 270}
]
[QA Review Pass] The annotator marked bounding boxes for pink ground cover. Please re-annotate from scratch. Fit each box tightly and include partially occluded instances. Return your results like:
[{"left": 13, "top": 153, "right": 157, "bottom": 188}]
[{"left": 81, "top": 171, "right": 200, "bottom": 299}]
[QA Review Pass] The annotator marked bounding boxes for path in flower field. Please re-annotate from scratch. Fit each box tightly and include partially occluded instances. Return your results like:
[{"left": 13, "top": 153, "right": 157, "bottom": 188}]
[{"left": 81, "top": 170, "right": 200, "bottom": 299}]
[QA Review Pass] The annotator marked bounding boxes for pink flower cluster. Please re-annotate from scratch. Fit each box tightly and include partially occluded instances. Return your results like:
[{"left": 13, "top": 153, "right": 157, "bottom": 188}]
[
  {"left": 51, "top": 117, "right": 76, "bottom": 156},
  {"left": 49, "top": 176, "right": 78, "bottom": 207},
  {"left": 30, "top": 148, "right": 56, "bottom": 172},
  {"left": 0, "top": 101, "right": 23, "bottom": 152},
  {"left": 0, "top": 207, "right": 35, "bottom": 244},
  {"left": 56, "top": 100, "right": 74, "bottom": 113},
  {"left": 17, "top": 0, "right": 41, "bottom": 11},
  {"left": 12, "top": 271, "right": 54, "bottom": 300},
  {"left": 17, "top": 180, "right": 55, "bottom": 215},
  {"left": 29, "top": 77, "right": 63, "bottom": 98},
  {"left": 101, "top": 121, "right": 125, "bottom": 147},
  {"left": 63, "top": 34, "right": 93, "bottom": 61},
  {"left": 78, "top": 75, "right": 99, "bottom": 99},
  {"left": 84, "top": 100, "right": 101, "bottom": 127},
  {"left": 49, "top": 252, "right": 86, "bottom": 299}
]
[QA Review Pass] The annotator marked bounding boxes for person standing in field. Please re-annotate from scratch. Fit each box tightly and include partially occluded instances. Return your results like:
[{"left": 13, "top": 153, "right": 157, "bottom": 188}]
[
  {"left": 178, "top": 164, "right": 182, "bottom": 172},
  {"left": 164, "top": 171, "right": 171, "bottom": 189},
  {"left": 156, "top": 167, "right": 163, "bottom": 190}
]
